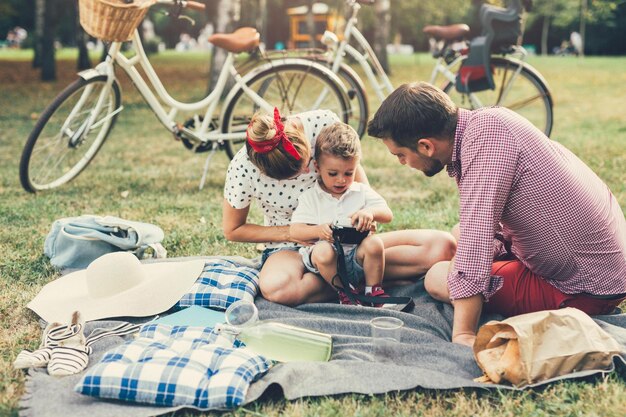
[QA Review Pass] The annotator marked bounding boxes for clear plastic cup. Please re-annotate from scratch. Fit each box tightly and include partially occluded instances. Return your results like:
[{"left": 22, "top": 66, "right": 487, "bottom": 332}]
[{"left": 370, "top": 316, "right": 403, "bottom": 356}]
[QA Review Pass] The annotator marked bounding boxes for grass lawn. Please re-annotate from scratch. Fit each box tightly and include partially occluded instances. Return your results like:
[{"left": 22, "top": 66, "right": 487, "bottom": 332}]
[{"left": 1, "top": 49, "right": 625, "bottom": 417}]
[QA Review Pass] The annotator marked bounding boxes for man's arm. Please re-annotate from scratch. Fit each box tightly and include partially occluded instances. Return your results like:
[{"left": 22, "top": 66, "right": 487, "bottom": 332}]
[
  {"left": 451, "top": 295, "right": 483, "bottom": 346},
  {"left": 448, "top": 113, "right": 519, "bottom": 343}
]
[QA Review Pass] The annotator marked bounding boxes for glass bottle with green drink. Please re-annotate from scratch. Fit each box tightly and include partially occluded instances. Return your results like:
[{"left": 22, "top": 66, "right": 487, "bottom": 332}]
[{"left": 216, "top": 300, "right": 333, "bottom": 362}]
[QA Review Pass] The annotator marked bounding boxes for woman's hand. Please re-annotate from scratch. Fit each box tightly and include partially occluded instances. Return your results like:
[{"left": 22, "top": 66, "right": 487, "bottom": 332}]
[{"left": 351, "top": 210, "right": 374, "bottom": 232}]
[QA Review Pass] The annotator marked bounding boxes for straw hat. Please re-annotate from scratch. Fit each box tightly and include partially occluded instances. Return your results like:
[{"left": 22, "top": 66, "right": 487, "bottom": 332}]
[{"left": 28, "top": 252, "right": 205, "bottom": 323}]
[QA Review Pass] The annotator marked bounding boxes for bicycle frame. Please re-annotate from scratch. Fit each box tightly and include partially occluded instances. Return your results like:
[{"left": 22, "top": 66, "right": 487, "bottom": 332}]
[
  {"left": 325, "top": 0, "right": 531, "bottom": 111},
  {"left": 82, "top": 30, "right": 274, "bottom": 147},
  {"left": 325, "top": 1, "right": 393, "bottom": 103}
]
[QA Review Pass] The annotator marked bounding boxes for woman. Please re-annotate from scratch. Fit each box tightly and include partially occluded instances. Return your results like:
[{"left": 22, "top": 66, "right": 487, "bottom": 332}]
[{"left": 223, "top": 108, "right": 455, "bottom": 306}]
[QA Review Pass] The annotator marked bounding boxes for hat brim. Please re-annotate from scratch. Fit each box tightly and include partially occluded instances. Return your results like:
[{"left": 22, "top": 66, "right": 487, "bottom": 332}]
[{"left": 28, "top": 259, "right": 205, "bottom": 323}]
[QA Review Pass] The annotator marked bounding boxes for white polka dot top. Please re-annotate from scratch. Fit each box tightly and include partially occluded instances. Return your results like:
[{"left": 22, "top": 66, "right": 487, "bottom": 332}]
[{"left": 224, "top": 109, "right": 340, "bottom": 249}]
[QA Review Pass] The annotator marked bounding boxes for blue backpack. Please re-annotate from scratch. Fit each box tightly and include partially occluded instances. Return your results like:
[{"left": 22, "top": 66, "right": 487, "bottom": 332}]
[{"left": 44, "top": 215, "right": 167, "bottom": 270}]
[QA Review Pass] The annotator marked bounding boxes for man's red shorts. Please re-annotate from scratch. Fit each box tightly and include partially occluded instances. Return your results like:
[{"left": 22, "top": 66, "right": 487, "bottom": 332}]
[{"left": 483, "top": 260, "right": 625, "bottom": 317}]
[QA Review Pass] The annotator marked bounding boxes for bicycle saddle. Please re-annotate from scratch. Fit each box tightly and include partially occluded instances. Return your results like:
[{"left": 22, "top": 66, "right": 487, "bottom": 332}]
[
  {"left": 423, "top": 24, "right": 470, "bottom": 42},
  {"left": 208, "top": 27, "right": 260, "bottom": 53}
]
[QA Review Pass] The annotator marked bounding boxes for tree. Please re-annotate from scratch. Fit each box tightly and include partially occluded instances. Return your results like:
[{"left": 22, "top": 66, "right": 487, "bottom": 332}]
[
  {"left": 373, "top": 0, "right": 390, "bottom": 73},
  {"left": 305, "top": 0, "right": 315, "bottom": 48},
  {"left": 528, "top": 0, "right": 578, "bottom": 55},
  {"left": 208, "top": 0, "right": 240, "bottom": 92},
  {"left": 41, "top": 0, "right": 61, "bottom": 80},
  {"left": 75, "top": 0, "right": 91, "bottom": 70},
  {"left": 256, "top": 0, "right": 268, "bottom": 44},
  {"left": 33, "top": 0, "right": 44, "bottom": 68}
]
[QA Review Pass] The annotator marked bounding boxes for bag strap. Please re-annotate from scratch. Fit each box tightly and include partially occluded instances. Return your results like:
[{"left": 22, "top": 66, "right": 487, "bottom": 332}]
[
  {"left": 135, "top": 243, "right": 167, "bottom": 259},
  {"left": 331, "top": 237, "right": 412, "bottom": 306}
]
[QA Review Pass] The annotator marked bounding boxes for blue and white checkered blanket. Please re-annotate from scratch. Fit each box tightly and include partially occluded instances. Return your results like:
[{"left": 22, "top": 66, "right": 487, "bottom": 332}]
[
  {"left": 175, "top": 259, "right": 259, "bottom": 310},
  {"left": 75, "top": 324, "right": 273, "bottom": 409}
]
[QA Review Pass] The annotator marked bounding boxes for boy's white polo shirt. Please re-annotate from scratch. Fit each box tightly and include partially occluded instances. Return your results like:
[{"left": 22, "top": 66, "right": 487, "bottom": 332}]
[{"left": 291, "top": 181, "right": 389, "bottom": 226}]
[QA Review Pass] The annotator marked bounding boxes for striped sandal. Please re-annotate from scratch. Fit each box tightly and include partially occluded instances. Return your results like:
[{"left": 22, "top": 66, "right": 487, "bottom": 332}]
[
  {"left": 14, "top": 312, "right": 140, "bottom": 376},
  {"left": 13, "top": 316, "right": 76, "bottom": 369}
]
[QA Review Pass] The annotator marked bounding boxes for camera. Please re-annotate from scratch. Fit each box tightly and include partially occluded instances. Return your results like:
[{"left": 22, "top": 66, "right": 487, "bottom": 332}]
[{"left": 331, "top": 225, "right": 369, "bottom": 245}]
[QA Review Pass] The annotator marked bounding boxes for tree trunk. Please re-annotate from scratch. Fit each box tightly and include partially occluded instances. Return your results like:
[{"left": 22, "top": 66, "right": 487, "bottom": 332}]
[
  {"left": 208, "top": 0, "right": 240, "bottom": 92},
  {"left": 579, "top": 0, "right": 587, "bottom": 57},
  {"left": 41, "top": 0, "right": 59, "bottom": 81},
  {"left": 541, "top": 16, "right": 550, "bottom": 56},
  {"left": 256, "top": 0, "right": 267, "bottom": 45},
  {"left": 373, "top": 0, "right": 390, "bottom": 74},
  {"left": 306, "top": 0, "right": 316, "bottom": 48},
  {"left": 33, "top": 0, "right": 45, "bottom": 68},
  {"left": 76, "top": 0, "right": 91, "bottom": 70}
]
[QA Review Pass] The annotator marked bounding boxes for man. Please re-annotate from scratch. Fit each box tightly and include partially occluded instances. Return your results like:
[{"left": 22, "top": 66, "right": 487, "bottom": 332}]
[{"left": 367, "top": 82, "right": 626, "bottom": 347}]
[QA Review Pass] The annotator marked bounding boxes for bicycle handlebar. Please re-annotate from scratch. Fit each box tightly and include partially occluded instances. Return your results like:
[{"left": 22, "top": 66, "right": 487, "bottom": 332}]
[
  {"left": 184, "top": 1, "right": 206, "bottom": 11},
  {"left": 156, "top": 0, "right": 206, "bottom": 11}
]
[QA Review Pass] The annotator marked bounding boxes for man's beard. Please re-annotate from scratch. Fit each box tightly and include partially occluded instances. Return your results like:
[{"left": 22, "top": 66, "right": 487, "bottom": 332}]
[{"left": 423, "top": 158, "right": 444, "bottom": 177}]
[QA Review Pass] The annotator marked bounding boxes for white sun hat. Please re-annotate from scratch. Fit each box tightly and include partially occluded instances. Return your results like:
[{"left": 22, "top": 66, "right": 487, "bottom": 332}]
[{"left": 28, "top": 252, "right": 205, "bottom": 323}]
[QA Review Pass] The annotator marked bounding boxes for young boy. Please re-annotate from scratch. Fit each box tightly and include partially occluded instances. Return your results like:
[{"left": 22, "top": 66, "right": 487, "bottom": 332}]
[{"left": 290, "top": 122, "right": 394, "bottom": 307}]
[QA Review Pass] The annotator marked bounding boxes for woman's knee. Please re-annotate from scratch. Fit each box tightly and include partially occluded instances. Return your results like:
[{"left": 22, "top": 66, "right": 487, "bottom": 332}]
[
  {"left": 426, "top": 231, "right": 457, "bottom": 266},
  {"left": 424, "top": 260, "right": 451, "bottom": 302},
  {"left": 451, "top": 223, "right": 460, "bottom": 242},
  {"left": 258, "top": 252, "right": 304, "bottom": 305}
]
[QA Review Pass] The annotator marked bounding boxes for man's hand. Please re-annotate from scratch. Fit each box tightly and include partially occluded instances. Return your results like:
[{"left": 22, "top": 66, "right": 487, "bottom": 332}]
[
  {"left": 452, "top": 332, "right": 476, "bottom": 347},
  {"left": 451, "top": 294, "right": 482, "bottom": 348}
]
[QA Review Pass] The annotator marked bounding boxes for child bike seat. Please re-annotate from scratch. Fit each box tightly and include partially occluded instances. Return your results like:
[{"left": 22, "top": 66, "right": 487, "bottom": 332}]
[
  {"left": 208, "top": 27, "right": 260, "bottom": 53},
  {"left": 456, "top": 0, "right": 526, "bottom": 94}
]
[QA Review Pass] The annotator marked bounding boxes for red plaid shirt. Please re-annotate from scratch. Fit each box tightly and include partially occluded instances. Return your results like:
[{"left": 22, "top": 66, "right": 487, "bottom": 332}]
[{"left": 446, "top": 108, "right": 626, "bottom": 301}]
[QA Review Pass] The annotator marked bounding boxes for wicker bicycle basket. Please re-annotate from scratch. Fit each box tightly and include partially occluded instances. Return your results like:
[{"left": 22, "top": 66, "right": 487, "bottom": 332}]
[{"left": 78, "top": 0, "right": 156, "bottom": 42}]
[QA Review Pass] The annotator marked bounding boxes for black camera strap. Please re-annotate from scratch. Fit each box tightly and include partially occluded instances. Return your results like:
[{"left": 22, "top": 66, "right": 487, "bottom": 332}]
[{"left": 331, "top": 235, "right": 413, "bottom": 308}]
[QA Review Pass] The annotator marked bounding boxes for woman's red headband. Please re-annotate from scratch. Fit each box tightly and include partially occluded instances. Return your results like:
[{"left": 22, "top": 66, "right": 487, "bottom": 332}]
[{"left": 246, "top": 107, "right": 302, "bottom": 161}]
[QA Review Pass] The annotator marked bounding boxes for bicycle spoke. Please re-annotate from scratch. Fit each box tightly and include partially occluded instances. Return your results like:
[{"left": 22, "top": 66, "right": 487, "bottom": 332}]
[
  {"left": 445, "top": 57, "right": 552, "bottom": 136},
  {"left": 504, "top": 93, "right": 546, "bottom": 111},
  {"left": 22, "top": 77, "right": 120, "bottom": 191}
]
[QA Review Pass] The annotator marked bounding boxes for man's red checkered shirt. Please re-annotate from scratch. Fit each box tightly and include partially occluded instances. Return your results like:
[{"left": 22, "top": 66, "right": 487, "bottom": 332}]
[{"left": 446, "top": 108, "right": 626, "bottom": 301}]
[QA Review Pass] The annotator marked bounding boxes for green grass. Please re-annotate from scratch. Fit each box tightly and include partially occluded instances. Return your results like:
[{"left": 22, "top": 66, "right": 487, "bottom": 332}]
[{"left": 1, "top": 51, "right": 625, "bottom": 417}]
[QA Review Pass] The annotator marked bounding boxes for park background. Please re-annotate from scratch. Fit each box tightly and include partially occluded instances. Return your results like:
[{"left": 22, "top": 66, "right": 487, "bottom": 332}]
[{"left": 1, "top": 1, "right": 626, "bottom": 416}]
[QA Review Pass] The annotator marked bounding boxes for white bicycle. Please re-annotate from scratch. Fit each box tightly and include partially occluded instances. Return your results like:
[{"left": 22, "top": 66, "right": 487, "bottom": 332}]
[
  {"left": 19, "top": 0, "right": 350, "bottom": 193},
  {"left": 313, "top": 0, "right": 552, "bottom": 137}
]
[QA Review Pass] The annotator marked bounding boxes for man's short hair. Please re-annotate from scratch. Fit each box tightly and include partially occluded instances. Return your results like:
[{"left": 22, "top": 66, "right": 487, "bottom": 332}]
[{"left": 367, "top": 82, "right": 458, "bottom": 149}]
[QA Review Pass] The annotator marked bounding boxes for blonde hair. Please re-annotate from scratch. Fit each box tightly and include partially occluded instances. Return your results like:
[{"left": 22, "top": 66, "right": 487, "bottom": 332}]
[
  {"left": 246, "top": 112, "right": 311, "bottom": 180},
  {"left": 314, "top": 122, "right": 361, "bottom": 162}
]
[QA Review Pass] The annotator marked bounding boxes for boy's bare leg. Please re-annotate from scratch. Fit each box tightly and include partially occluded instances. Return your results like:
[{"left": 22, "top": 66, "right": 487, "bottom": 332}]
[
  {"left": 310, "top": 241, "right": 340, "bottom": 286},
  {"left": 356, "top": 235, "right": 385, "bottom": 287},
  {"left": 260, "top": 250, "right": 336, "bottom": 305}
]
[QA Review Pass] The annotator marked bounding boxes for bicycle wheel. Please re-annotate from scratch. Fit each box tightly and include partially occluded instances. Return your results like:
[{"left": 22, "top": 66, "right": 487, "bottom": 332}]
[
  {"left": 335, "top": 64, "right": 369, "bottom": 138},
  {"left": 20, "top": 75, "right": 121, "bottom": 192},
  {"left": 221, "top": 61, "right": 350, "bottom": 159},
  {"left": 312, "top": 60, "right": 369, "bottom": 138},
  {"left": 443, "top": 56, "right": 553, "bottom": 137}
]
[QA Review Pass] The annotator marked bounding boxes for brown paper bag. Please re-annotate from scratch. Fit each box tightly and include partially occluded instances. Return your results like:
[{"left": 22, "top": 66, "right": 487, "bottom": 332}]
[{"left": 473, "top": 308, "right": 623, "bottom": 387}]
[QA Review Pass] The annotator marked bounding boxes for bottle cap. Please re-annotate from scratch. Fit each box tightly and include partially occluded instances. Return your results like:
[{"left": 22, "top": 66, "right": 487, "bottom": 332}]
[{"left": 225, "top": 300, "right": 258, "bottom": 327}]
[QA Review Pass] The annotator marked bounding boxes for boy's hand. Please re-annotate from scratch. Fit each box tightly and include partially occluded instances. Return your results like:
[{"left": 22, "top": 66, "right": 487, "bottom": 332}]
[
  {"left": 318, "top": 224, "right": 334, "bottom": 242},
  {"left": 351, "top": 210, "right": 374, "bottom": 232}
]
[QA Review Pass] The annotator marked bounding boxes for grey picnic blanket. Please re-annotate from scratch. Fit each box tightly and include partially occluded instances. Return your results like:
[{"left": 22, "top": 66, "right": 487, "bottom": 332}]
[{"left": 19, "top": 257, "right": 626, "bottom": 417}]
